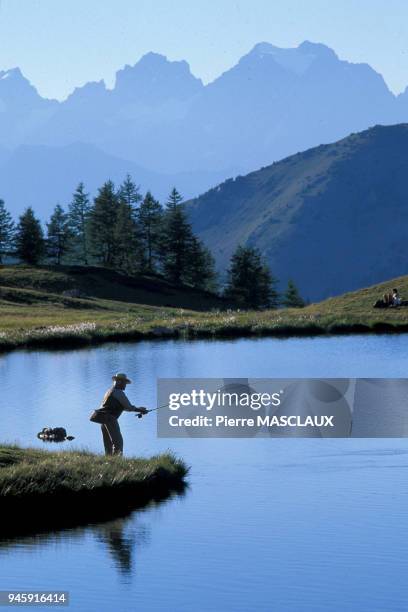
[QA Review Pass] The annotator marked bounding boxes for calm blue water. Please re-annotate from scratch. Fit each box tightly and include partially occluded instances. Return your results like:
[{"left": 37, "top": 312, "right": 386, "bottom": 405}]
[{"left": 1, "top": 334, "right": 408, "bottom": 611}]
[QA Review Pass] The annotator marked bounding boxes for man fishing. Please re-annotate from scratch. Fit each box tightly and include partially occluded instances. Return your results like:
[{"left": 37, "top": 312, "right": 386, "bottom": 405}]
[{"left": 90, "top": 372, "right": 148, "bottom": 456}]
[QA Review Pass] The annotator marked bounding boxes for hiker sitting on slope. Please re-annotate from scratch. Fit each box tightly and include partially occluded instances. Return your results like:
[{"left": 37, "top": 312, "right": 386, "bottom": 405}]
[
  {"left": 373, "top": 293, "right": 390, "bottom": 308},
  {"left": 373, "top": 289, "right": 406, "bottom": 308},
  {"left": 392, "top": 288, "right": 402, "bottom": 306}
]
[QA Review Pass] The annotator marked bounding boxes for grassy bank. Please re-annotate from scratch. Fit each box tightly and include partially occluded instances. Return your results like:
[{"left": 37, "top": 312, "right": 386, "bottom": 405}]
[
  {"left": 0, "top": 445, "right": 188, "bottom": 534},
  {"left": 1, "top": 265, "right": 408, "bottom": 353}
]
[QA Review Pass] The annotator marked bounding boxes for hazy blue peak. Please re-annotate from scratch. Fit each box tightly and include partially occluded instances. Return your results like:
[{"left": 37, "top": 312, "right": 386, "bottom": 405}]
[
  {"left": 138, "top": 51, "right": 179, "bottom": 66},
  {"left": 66, "top": 79, "right": 108, "bottom": 102},
  {"left": 0, "top": 67, "right": 33, "bottom": 89},
  {"left": 249, "top": 42, "right": 282, "bottom": 54},
  {"left": 0, "top": 67, "right": 56, "bottom": 105},
  {"left": 245, "top": 40, "right": 337, "bottom": 75},
  {"left": 113, "top": 51, "right": 203, "bottom": 102},
  {"left": 297, "top": 40, "right": 338, "bottom": 59},
  {"left": 135, "top": 51, "right": 173, "bottom": 67},
  {"left": 115, "top": 52, "right": 202, "bottom": 84},
  {"left": 0, "top": 67, "right": 23, "bottom": 79}
]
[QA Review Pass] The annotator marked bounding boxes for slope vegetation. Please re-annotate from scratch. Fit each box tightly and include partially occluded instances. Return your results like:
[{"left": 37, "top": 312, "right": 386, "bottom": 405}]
[
  {"left": 188, "top": 124, "right": 408, "bottom": 301},
  {"left": 0, "top": 265, "right": 224, "bottom": 310},
  {"left": 1, "top": 266, "right": 408, "bottom": 353}
]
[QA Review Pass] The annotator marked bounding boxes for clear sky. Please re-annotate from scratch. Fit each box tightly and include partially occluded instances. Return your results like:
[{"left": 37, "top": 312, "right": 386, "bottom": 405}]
[{"left": 1, "top": 0, "right": 408, "bottom": 100}]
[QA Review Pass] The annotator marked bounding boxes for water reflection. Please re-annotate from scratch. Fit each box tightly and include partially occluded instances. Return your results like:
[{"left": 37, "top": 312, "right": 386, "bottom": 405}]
[
  {"left": 1, "top": 481, "right": 188, "bottom": 540},
  {"left": 95, "top": 517, "right": 149, "bottom": 577},
  {"left": 0, "top": 490, "right": 184, "bottom": 580},
  {"left": 0, "top": 517, "right": 143, "bottom": 578}
]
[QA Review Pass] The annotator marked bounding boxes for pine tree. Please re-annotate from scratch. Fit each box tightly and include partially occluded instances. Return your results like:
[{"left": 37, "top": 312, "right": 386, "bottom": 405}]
[
  {"left": 0, "top": 199, "right": 15, "bottom": 263},
  {"left": 138, "top": 191, "right": 163, "bottom": 272},
  {"left": 68, "top": 182, "right": 91, "bottom": 264},
  {"left": 113, "top": 175, "right": 145, "bottom": 273},
  {"left": 161, "top": 189, "right": 195, "bottom": 284},
  {"left": 282, "top": 279, "right": 305, "bottom": 308},
  {"left": 46, "top": 204, "right": 72, "bottom": 265},
  {"left": 224, "top": 245, "right": 279, "bottom": 309},
  {"left": 167, "top": 187, "right": 183, "bottom": 209},
  {"left": 118, "top": 174, "right": 142, "bottom": 217},
  {"left": 15, "top": 207, "right": 45, "bottom": 265},
  {"left": 185, "top": 236, "right": 218, "bottom": 291},
  {"left": 89, "top": 180, "right": 119, "bottom": 266},
  {"left": 113, "top": 201, "right": 145, "bottom": 274}
]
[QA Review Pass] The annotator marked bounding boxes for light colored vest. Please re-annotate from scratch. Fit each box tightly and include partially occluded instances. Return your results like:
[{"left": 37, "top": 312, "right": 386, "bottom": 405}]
[{"left": 99, "top": 387, "right": 124, "bottom": 419}]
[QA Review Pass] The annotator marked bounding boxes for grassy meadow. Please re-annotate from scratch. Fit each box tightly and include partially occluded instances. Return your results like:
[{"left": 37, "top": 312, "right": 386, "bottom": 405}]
[{"left": 1, "top": 265, "right": 408, "bottom": 353}]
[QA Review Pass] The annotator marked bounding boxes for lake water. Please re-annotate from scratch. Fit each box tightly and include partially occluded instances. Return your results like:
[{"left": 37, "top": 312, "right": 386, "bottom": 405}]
[{"left": 1, "top": 334, "right": 408, "bottom": 611}]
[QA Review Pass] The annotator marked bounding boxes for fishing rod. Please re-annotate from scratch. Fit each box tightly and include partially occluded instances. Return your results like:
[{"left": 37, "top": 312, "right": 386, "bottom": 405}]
[
  {"left": 135, "top": 382, "right": 251, "bottom": 418},
  {"left": 135, "top": 381, "right": 254, "bottom": 418},
  {"left": 135, "top": 402, "right": 170, "bottom": 418}
]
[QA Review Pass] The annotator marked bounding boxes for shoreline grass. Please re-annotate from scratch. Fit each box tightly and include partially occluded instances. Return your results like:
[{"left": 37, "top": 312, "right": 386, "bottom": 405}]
[
  {"left": 0, "top": 445, "right": 188, "bottom": 534},
  {"left": 2, "top": 265, "right": 408, "bottom": 354},
  {"left": 1, "top": 304, "right": 408, "bottom": 354}
]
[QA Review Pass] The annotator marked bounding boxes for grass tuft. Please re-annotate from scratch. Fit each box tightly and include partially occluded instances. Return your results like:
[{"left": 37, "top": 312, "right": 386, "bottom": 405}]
[
  {"left": 0, "top": 445, "right": 188, "bottom": 498},
  {"left": 0, "top": 444, "right": 188, "bottom": 534}
]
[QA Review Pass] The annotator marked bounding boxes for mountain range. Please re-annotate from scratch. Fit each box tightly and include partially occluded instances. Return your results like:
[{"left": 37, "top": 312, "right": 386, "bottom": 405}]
[
  {"left": 2, "top": 41, "right": 408, "bottom": 217},
  {"left": 188, "top": 124, "right": 408, "bottom": 302},
  {"left": 0, "top": 143, "right": 226, "bottom": 216}
]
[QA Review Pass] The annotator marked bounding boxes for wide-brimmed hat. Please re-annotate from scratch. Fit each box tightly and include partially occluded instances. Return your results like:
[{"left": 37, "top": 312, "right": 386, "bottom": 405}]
[{"left": 112, "top": 372, "right": 132, "bottom": 384}]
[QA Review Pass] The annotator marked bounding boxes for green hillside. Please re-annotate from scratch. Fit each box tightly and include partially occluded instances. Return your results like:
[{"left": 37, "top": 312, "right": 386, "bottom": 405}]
[
  {"left": 298, "top": 274, "right": 408, "bottom": 324},
  {"left": 0, "top": 265, "right": 228, "bottom": 351},
  {"left": 0, "top": 265, "right": 225, "bottom": 310},
  {"left": 187, "top": 124, "right": 408, "bottom": 302},
  {"left": 0, "top": 265, "right": 408, "bottom": 353}
]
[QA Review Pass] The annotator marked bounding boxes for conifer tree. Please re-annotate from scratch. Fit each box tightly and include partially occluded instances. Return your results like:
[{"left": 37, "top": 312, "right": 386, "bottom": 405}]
[
  {"left": 118, "top": 174, "right": 142, "bottom": 217},
  {"left": 113, "top": 200, "right": 145, "bottom": 274},
  {"left": 46, "top": 204, "right": 72, "bottom": 265},
  {"left": 15, "top": 207, "right": 45, "bottom": 265},
  {"left": 224, "top": 245, "right": 279, "bottom": 309},
  {"left": 282, "top": 279, "right": 305, "bottom": 308},
  {"left": 167, "top": 187, "right": 183, "bottom": 209},
  {"left": 138, "top": 191, "right": 163, "bottom": 272},
  {"left": 113, "top": 175, "right": 145, "bottom": 273},
  {"left": 68, "top": 182, "right": 91, "bottom": 264},
  {"left": 185, "top": 235, "right": 218, "bottom": 291},
  {"left": 0, "top": 199, "right": 15, "bottom": 263},
  {"left": 89, "top": 180, "right": 118, "bottom": 266},
  {"left": 160, "top": 189, "right": 194, "bottom": 284}
]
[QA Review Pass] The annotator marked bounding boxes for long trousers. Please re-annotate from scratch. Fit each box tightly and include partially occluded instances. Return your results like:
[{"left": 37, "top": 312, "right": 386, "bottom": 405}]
[{"left": 101, "top": 418, "right": 123, "bottom": 455}]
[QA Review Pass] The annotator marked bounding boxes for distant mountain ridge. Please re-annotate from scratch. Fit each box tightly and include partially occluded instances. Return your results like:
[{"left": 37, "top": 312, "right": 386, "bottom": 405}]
[
  {"left": 0, "top": 143, "right": 227, "bottom": 217},
  {"left": 2, "top": 41, "right": 408, "bottom": 218},
  {"left": 187, "top": 124, "right": 408, "bottom": 301}
]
